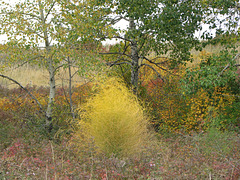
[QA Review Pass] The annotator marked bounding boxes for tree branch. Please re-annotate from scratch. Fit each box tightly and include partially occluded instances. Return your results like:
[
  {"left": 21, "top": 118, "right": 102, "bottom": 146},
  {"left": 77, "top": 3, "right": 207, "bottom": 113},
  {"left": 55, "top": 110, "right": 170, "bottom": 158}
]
[
  {"left": 122, "top": 41, "right": 130, "bottom": 57},
  {"left": 26, "top": 28, "right": 45, "bottom": 38},
  {"left": 106, "top": 57, "right": 131, "bottom": 66},
  {"left": 20, "top": 12, "right": 41, "bottom": 21},
  {"left": 0, "top": 12, "right": 41, "bottom": 21},
  {"left": 140, "top": 63, "right": 164, "bottom": 81},
  {"left": 99, "top": 52, "right": 131, "bottom": 58},
  {"left": 44, "top": 0, "right": 57, "bottom": 22},
  {"left": 142, "top": 56, "right": 179, "bottom": 76},
  {"left": 111, "top": 16, "right": 123, "bottom": 24},
  {"left": 0, "top": 74, "right": 43, "bottom": 111},
  {"left": 218, "top": 53, "right": 240, "bottom": 77},
  {"left": 13, "top": 55, "right": 43, "bottom": 69},
  {"left": 107, "top": 61, "right": 132, "bottom": 67},
  {"left": 112, "top": 36, "right": 133, "bottom": 43},
  {"left": 142, "top": 56, "right": 169, "bottom": 65}
]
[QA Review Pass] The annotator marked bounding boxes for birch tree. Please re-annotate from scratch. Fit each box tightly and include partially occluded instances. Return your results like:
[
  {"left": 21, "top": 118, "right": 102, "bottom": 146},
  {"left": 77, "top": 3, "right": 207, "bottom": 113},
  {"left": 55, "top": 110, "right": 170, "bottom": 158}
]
[{"left": 0, "top": 0, "right": 104, "bottom": 132}]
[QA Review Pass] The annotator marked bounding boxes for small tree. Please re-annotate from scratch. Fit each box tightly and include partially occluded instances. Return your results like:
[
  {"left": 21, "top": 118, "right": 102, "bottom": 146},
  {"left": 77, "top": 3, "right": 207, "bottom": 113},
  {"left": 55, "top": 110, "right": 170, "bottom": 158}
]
[
  {"left": 96, "top": 0, "right": 240, "bottom": 94},
  {"left": 96, "top": 0, "right": 206, "bottom": 93},
  {"left": 0, "top": 0, "right": 105, "bottom": 132}
]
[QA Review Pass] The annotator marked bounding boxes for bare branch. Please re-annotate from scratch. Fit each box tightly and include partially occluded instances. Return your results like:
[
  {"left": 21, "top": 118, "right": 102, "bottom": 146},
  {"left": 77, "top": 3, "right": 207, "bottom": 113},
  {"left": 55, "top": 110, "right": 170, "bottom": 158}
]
[
  {"left": 142, "top": 56, "right": 179, "bottom": 76},
  {"left": 142, "top": 56, "right": 169, "bottom": 65},
  {"left": 106, "top": 59, "right": 132, "bottom": 67},
  {"left": 0, "top": 74, "right": 43, "bottom": 111},
  {"left": 99, "top": 52, "right": 131, "bottom": 58},
  {"left": 122, "top": 41, "right": 130, "bottom": 56},
  {"left": 143, "top": 56, "right": 168, "bottom": 71},
  {"left": 218, "top": 53, "right": 240, "bottom": 77},
  {"left": 44, "top": 0, "right": 57, "bottom": 22},
  {"left": 111, "top": 16, "right": 123, "bottom": 24},
  {"left": 71, "top": 70, "right": 80, "bottom": 79},
  {"left": 112, "top": 62, "right": 132, "bottom": 66},
  {"left": 106, "top": 57, "right": 131, "bottom": 66},
  {"left": 112, "top": 36, "right": 133, "bottom": 43},
  {"left": 141, "top": 63, "right": 164, "bottom": 81}
]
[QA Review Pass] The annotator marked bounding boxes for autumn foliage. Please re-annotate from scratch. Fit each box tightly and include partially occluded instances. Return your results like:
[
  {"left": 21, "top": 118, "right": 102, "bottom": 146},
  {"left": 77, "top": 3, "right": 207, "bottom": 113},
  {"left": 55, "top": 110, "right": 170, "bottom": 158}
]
[{"left": 139, "top": 50, "right": 239, "bottom": 134}]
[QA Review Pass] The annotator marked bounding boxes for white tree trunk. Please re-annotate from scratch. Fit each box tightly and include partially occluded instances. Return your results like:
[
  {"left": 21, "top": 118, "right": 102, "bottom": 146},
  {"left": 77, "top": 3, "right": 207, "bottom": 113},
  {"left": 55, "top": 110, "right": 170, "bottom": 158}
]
[
  {"left": 129, "top": 18, "right": 139, "bottom": 94},
  {"left": 38, "top": 0, "right": 55, "bottom": 132}
]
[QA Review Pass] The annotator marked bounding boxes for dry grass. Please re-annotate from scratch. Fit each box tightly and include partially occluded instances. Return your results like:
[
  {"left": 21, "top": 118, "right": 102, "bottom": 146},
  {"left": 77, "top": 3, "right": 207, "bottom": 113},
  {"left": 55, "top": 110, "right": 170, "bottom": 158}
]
[
  {"left": 0, "top": 64, "right": 87, "bottom": 88},
  {"left": 189, "top": 43, "right": 240, "bottom": 67},
  {"left": 1, "top": 42, "right": 239, "bottom": 89}
]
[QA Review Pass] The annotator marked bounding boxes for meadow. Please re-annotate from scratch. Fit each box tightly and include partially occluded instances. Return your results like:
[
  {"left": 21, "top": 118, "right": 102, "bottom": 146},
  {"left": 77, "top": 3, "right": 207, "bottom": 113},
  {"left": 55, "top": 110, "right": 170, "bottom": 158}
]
[{"left": 0, "top": 44, "right": 240, "bottom": 179}]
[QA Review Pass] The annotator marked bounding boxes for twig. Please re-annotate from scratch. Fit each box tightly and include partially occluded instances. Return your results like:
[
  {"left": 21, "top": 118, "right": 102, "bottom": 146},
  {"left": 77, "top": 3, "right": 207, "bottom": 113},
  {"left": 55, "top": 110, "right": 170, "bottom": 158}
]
[
  {"left": 44, "top": 1, "right": 57, "bottom": 23},
  {"left": 106, "top": 58, "right": 131, "bottom": 67},
  {"left": 19, "top": 157, "right": 28, "bottom": 169},
  {"left": 112, "top": 35, "right": 133, "bottom": 43}
]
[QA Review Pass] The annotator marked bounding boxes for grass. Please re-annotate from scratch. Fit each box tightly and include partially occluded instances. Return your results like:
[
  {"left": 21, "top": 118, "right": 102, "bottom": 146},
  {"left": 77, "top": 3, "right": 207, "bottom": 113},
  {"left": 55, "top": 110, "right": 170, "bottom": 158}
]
[
  {"left": 1, "top": 126, "right": 239, "bottom": 179},
  {"left": 0, "top": 64, "right": 87, "bottom": 88},
  {"left": 0, "top": 82, "right": 239, "bottom": 179},
  {"left": 1, "top": 42, "right": 239, "bottom": 88},
  {"left": 0, "top": 44, "right": 240, "bottom": 179}
]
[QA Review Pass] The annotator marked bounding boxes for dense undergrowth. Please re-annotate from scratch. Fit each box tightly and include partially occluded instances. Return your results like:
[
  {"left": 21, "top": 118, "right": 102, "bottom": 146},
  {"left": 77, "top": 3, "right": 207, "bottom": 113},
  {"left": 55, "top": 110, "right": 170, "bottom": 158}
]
[
  {"left": 1, "top": 46, "right": 240, "bottom": 179},
  {"left": 1, "top": 76, "right": 240, "bottom": 179}
]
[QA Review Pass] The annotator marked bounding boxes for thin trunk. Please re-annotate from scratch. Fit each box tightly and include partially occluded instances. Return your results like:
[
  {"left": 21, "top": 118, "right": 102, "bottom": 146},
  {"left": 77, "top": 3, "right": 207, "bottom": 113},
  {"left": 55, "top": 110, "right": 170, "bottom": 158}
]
[
  {"left": 68, "top": 57, "right": 75, "bottom": 119},
  {"left": 46, "top": 58, "right": 55, "bottom": 132},
  {"left": 38, "top": 0, "right": 55, "bottom": 132},
  {"left": 129, "top": 18, "right": 139, "bottom": 94}
]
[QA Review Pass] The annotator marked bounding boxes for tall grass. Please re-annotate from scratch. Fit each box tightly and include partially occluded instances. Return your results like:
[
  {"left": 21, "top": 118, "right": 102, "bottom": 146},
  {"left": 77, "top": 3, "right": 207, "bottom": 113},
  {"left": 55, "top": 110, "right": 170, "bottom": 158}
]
[
  {"left": 75, "top": 78, "right": 151, "bottom": 157},
  {"left": 0, "top": 64, "right": 86, "bottom": 88}
]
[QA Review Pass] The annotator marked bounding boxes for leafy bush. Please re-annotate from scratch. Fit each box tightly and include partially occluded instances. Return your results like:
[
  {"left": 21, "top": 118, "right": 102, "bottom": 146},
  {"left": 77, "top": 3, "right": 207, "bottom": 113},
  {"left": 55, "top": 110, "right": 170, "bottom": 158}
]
[
  {"left": 75, "top": 78, "right": 150, "bottom": 157},
  {"left": 181, "top": 48, "right": 239, "bottom": 132}
]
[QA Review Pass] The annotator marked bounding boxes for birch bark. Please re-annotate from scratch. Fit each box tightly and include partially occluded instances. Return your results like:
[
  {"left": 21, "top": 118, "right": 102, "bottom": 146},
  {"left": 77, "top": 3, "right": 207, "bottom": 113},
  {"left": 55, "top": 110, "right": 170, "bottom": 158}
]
[
  {"left": 129, "top": 18, "right": 139, "bottom": 94},
  {"left": 38, "top": 0, "right": 55, "bottom": 132}
]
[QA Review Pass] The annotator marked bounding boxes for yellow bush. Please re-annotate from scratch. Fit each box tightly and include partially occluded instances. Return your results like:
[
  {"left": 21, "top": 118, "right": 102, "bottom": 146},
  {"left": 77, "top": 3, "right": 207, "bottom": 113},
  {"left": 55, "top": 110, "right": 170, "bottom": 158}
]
[
  {"left": 184, "top": 87, "right": 236, "bottom": 132},
  {"left": 75, "top": 78, "right": 150, "bottom": 157}
]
